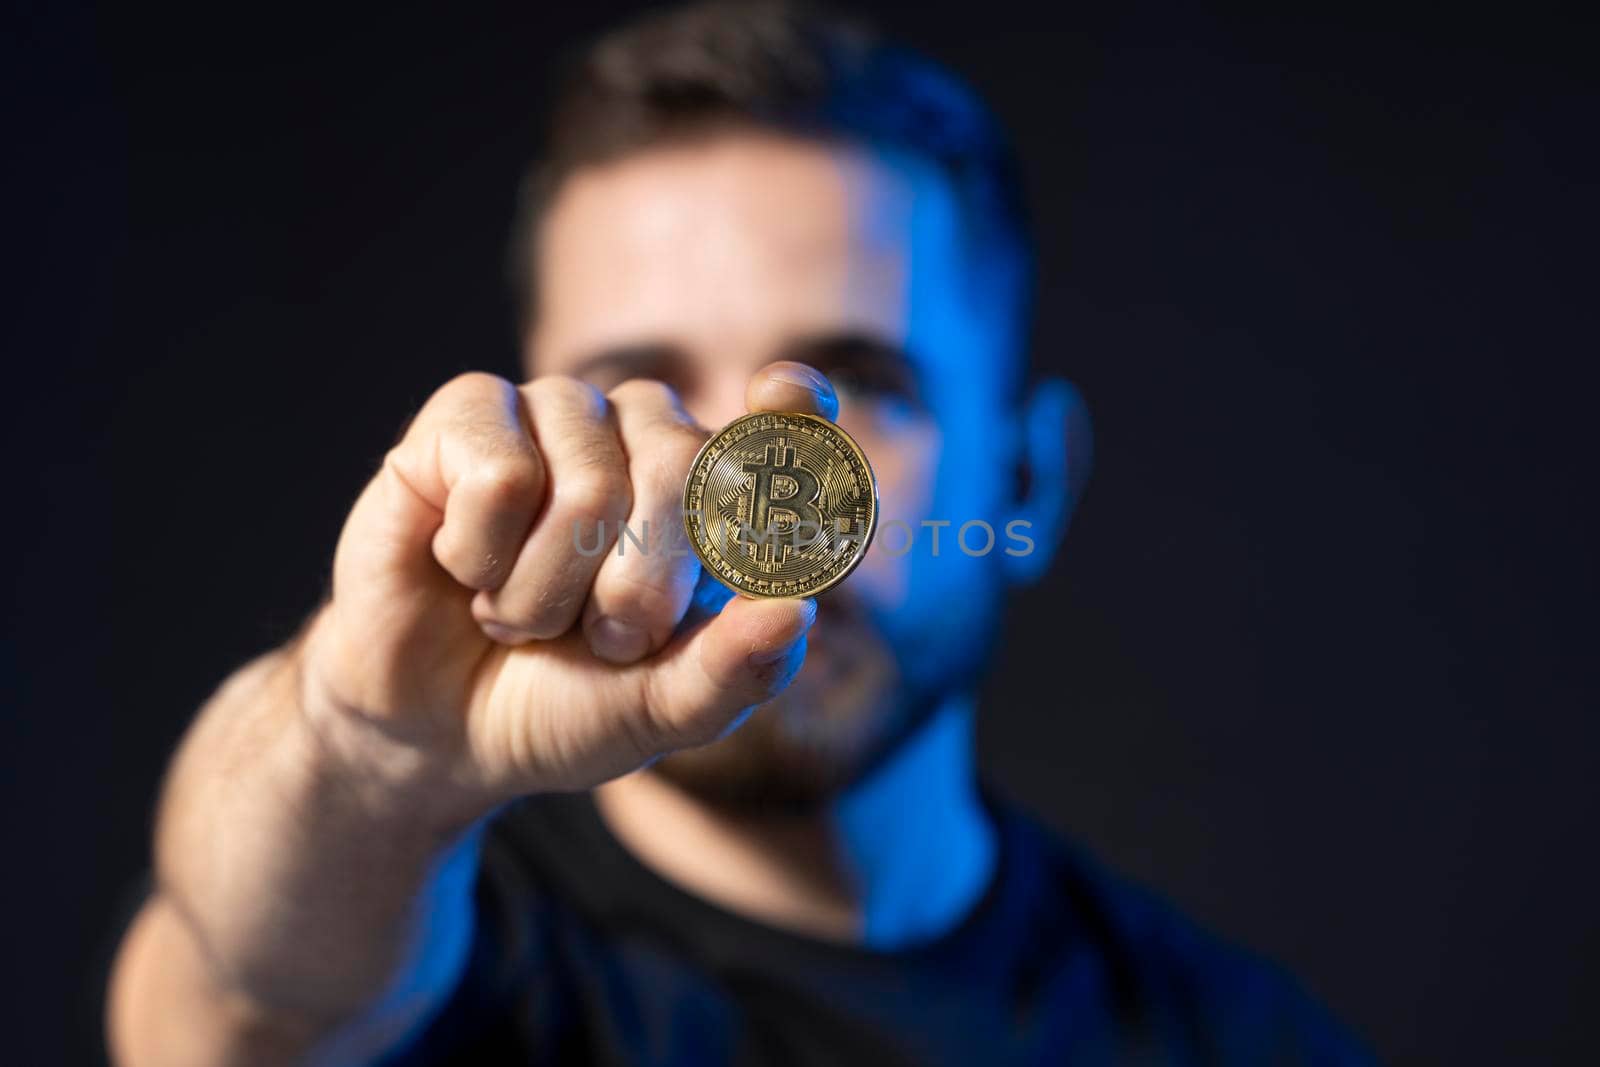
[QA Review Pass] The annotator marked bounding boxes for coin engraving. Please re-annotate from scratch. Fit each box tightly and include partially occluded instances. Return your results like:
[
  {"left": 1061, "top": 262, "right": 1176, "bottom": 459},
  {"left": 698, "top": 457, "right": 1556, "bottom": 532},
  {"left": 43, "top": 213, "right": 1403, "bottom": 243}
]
[{"left": 683, "top": 411, "right": 878, "bottom": 598}]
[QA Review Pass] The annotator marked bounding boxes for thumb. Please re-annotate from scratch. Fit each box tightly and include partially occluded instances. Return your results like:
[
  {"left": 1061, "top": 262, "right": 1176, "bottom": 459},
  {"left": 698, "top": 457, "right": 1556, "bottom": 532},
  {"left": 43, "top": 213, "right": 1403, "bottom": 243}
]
[{"left": 634, "top": 595, "right": 816, "bottom": 750}]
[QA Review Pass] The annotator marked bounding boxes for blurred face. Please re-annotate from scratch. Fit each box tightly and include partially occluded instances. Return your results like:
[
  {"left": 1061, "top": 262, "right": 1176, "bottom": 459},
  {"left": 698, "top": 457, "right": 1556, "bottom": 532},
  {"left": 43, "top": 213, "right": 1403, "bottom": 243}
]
[{"left": 529, "top": 131, "right": 1023, "bottom": 806}]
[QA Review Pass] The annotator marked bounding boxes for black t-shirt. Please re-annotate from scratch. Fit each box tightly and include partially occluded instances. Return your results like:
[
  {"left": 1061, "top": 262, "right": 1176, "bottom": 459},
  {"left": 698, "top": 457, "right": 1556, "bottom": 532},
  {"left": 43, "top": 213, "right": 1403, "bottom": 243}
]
[{"left": 380, "top": 790, "right": 1374, "bottom": 1066}]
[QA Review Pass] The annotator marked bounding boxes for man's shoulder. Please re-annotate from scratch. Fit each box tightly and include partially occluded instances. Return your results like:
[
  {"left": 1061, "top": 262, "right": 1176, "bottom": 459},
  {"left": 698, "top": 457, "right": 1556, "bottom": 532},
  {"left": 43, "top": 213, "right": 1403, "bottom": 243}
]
[{"left": 991, "top": 796, "right": 1379, "bottom": 1066}]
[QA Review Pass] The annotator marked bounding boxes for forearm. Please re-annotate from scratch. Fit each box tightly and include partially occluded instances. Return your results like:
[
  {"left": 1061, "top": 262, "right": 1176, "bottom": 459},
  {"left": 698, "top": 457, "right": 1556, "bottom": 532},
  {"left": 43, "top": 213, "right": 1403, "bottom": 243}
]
[{"left": 108, "top": 639, "right": 486, "bottom": 1066}]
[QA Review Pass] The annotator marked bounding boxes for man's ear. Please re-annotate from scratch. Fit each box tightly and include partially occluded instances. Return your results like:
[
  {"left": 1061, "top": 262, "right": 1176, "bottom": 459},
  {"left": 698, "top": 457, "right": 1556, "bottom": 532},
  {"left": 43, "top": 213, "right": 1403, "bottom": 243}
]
[{"left": 1000, "top": 376, "right": 1092, "bottom": 584}]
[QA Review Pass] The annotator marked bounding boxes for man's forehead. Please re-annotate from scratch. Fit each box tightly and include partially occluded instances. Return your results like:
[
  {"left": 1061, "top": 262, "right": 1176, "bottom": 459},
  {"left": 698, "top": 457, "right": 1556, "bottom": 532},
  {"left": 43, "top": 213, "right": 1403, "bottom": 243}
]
[{"left": 530, "top": 131, "right": 922, "bottom": 371}]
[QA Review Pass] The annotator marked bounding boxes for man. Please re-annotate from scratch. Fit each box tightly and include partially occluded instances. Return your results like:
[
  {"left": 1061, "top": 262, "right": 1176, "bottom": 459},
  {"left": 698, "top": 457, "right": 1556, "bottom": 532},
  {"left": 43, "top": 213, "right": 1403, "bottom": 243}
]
[{"left": 108, "top": 2, "right": 1374, "bottom": 1063}]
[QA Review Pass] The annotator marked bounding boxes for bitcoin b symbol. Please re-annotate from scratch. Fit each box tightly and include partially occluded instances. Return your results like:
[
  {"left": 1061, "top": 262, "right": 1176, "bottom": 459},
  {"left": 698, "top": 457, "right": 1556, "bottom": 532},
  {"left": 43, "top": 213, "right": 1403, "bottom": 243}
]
[{"left": 741, "top": 436, "right": 823, "bottom": 558}]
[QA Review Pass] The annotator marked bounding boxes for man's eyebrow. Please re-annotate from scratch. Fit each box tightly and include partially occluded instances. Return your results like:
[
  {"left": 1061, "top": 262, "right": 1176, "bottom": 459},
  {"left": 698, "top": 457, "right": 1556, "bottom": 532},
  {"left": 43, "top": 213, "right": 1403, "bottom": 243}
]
[
  {"left": 777, "top": 331, "right": 909, "bottom": 366},
  {"left": 779, "top": 331, "right": 922, "bottom": 400}
]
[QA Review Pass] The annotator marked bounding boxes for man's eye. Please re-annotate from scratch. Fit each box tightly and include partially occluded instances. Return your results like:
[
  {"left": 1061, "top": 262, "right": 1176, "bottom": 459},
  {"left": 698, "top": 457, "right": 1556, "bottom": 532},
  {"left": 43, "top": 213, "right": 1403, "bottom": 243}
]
[{"left": 828, "top": 365, "right": 918, "bottom": 403}]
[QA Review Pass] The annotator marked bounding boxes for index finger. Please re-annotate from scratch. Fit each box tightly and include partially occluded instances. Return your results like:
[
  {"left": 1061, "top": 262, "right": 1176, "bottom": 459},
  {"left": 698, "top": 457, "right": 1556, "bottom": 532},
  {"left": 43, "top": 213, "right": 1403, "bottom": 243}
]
[{"left": 745, "top": 361, "right": 839, "bottom": 421}]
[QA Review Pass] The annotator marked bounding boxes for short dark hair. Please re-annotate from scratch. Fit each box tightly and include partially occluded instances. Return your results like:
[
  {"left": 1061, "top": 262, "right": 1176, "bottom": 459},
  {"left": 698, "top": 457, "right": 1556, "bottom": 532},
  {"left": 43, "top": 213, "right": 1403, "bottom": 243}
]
[{"left": 510, "top": 0, "right": 1034, "bottom": 375}]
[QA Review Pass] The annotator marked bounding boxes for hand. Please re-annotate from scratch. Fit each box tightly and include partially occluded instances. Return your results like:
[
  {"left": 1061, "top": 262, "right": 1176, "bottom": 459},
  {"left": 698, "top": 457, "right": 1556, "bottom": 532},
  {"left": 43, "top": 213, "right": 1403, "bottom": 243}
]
[{"left": 294, "top": 362, "right": 836, "bottom": 822}]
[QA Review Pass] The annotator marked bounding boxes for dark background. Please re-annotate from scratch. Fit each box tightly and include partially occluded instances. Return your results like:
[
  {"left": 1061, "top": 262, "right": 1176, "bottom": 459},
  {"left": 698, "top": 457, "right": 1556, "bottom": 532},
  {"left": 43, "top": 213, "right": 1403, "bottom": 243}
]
[{"left": 6, "top": 2, "right": 1596, "bottom": 1063}]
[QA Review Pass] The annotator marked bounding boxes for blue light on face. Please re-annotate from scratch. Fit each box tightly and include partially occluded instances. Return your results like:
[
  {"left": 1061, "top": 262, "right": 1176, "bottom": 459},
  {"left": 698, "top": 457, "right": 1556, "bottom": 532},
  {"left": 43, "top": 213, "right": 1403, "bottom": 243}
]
[{"left": 867, "top": 145, "right": 1025, "bottom": 649}]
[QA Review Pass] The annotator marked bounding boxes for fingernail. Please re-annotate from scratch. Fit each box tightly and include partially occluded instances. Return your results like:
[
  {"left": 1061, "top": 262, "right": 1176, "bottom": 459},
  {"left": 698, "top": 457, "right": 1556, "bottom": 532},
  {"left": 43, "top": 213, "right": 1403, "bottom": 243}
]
[
  {"left": 767, "top": 364, "right": 838, "bottom": 417},
  {"left": 481, "top": 621, "right": 533, "bottom": 645},
  {"left": 590, "top": 616, "right": 649, "bottom": 664}
]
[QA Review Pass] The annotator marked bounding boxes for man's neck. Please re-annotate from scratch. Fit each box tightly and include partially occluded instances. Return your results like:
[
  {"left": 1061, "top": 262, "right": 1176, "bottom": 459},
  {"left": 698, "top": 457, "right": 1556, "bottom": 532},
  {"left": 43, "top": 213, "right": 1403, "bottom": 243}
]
[{"left": 593, "top": 694, "right": 996, "bottom": 950}]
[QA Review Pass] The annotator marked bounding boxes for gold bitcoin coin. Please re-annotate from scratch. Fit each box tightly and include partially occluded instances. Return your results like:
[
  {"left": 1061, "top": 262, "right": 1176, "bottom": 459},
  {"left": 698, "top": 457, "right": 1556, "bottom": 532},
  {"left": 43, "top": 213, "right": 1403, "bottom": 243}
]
[{"left": 682, "top": 411, "right": 878, "bottom": 598}]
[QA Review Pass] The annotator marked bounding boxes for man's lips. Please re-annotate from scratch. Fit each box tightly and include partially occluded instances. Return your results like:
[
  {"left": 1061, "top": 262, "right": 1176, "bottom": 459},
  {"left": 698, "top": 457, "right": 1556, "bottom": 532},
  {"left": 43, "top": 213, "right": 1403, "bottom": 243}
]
[{"left": 799, "top": 601, "right": 884, "bottom": 676}]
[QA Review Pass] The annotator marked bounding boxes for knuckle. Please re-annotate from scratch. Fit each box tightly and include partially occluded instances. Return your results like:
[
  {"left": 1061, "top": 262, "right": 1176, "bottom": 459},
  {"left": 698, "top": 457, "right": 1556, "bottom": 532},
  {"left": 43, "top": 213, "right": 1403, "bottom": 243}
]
[
  {"left": 659, "top": 428, "right": 707, "bottom": 479},
  {"left": 607, "top": 377, "right": 678, "bottom": 411},
  {"left": 522, "top": 601, "right": 583, "bottom": 639},
  {"left": 555, "top": 465, "right": 631, "bottom": 523},
  {"left": 627, "top": 422, "right": 705, "bottom": 492},
  {"left": 381, "top": 443, "right": 409, "bottom": 475},
  {"left": 674, "top": 703, "right": 743, "bottom": 749},
  {"left": 491, "top": 579, "right": 584, "bottom": 638},
  {"left": 531, "top": 374, "right": 607, "bottom": 419},
  {"left": 638, "top": 672, "right": 713, "bottom": 750},
  {"left": 470, "top": 455, "right": 542, "bottom": 508},
  {"left": 595, "top": 569, "right": 682, "bottom": 628},
  {"left": 439, "top": 370, "right": 511, "bottom": 404}
]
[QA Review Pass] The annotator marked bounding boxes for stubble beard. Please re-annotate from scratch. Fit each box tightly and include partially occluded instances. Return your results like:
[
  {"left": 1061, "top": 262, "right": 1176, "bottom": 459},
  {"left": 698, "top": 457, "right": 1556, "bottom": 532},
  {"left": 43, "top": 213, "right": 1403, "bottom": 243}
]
[{"left": 650, "top": 595, "right": 987, "bottom": 814}]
